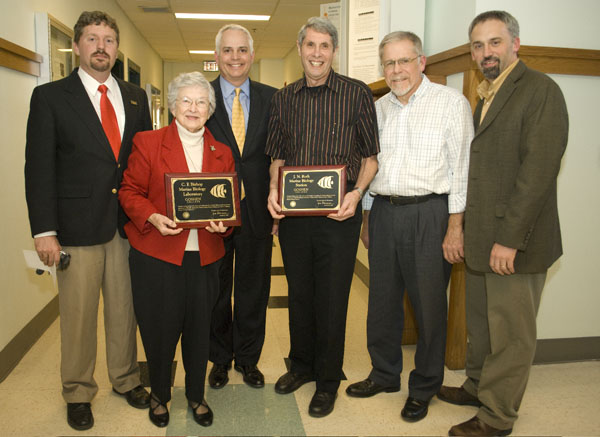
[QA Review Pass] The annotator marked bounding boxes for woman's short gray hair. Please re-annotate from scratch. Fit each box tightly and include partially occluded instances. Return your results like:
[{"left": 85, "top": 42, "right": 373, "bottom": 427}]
[
  {"left": 298, "top": 17, "right": 338, "bottom": 49},
  {"left": 167, "top": 71, "right": 216, "bottom": 117}
]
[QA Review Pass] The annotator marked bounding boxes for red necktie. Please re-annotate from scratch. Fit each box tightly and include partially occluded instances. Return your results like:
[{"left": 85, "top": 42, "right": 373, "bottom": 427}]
[{"left": 98, "top": 84, "right": 121, "bottom": 160}]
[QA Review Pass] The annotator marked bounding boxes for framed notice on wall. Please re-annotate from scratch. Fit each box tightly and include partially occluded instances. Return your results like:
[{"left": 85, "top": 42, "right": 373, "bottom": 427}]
[{"left": 348, "top": 0, "right": 381, "bottom": 84}]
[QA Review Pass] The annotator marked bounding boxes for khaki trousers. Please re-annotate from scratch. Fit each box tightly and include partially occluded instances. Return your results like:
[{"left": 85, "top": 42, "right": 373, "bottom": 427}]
[
  {"left": 57, "top": 232, "right": 140, "bottom": 402},
  {"left": 462, "top": 268, "right": 546, "bottom": 430}
]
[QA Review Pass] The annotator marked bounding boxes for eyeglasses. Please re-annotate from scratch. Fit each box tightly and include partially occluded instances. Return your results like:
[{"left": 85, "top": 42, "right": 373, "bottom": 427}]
[
  {"left": 178, "top": 97, "right": 209, "bottom": 109},
  {"left": 382, "top": 56, "right": 420, "bottom": 70}
]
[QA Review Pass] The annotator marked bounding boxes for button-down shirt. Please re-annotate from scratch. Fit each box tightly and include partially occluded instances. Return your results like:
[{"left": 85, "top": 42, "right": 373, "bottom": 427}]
[
  {"left": 78, "top": 68, "right": 125, "bottom": 138},
  {"left": 220, "top": 76, "right": 250, "bottom": 131},
  {"left": 265, "top": 70, "right": 379, "bottom": 181},
  {"left": 477, "top": 58, "right": 519, "bottom": 122},
  {"left": 364, "top": 75, "right": 473, "bottom": 213}
]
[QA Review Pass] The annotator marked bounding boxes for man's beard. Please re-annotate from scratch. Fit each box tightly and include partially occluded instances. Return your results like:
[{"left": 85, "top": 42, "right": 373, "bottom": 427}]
[
  {"left": 481, "top": 56, "right": 500, "bottom": 80},
  {"left": 91, "top": 51, "right": 111, "bottom": 72}
]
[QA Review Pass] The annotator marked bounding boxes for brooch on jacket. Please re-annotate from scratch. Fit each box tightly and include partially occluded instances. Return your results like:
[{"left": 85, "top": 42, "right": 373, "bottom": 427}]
[{"left": 210, "top": 145, "right": 216, "bottom": 151}]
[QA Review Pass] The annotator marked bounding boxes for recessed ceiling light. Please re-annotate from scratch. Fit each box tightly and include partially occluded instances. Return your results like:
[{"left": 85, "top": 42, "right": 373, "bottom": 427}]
[
  {"left": 175, "top": 13, "right": 270, "bottom": 21},
  {"left": 189, "top": 50, "right": 214, "bottom": 54}
]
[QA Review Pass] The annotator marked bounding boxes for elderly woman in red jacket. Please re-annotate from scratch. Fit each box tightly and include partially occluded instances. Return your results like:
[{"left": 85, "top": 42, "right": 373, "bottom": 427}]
[{"left": 119, "top": 71, "right": 234, "bottom": 428}]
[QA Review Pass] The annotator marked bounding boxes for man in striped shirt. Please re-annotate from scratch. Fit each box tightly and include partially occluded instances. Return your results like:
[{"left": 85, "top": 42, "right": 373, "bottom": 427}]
[
  {"left": 266, "top": 17, "right": 379, "bottom": 418},
  {"left": 345, "top": 31, "right": 473, "bottom": 423}
]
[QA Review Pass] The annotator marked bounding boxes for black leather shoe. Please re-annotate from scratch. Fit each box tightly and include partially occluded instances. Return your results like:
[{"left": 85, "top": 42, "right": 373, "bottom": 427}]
[
  {"left": 189, "top": 400, "right": 213, "bottom": 427},
  {"left": 208, "top": 363, "right": 231, "bottom": 389},
  {"left": 149, "top": 394, "right": 169, "bottom": 428},
  {"left": 308, "top": 390, "right": 337, "bottom": 418},
  {"left": 401, "top": 397, "right": 429, "bottom": 422},
  {"left": 113, "top": 385, "right": 150, "bottom": 409},
  {"left": 274, "top": 371, "right": 313, "bottom": 394},
  {"left": 234, "top": 364, "right": 265, "bottom": 388},
  {"left": 67, "top": 402, "right": 94, "bottom": 431},
  {"left": 346, "top": 378, "right": 400, "bottom": 398}
]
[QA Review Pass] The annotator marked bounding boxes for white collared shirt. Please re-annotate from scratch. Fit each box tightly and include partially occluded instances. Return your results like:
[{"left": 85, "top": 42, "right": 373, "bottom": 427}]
[
  {"left": 77, "top": 68, "right": 125, "bottom": 138},
  {"left": 364, "top": 75, "right": 473, "bottom": 214}
]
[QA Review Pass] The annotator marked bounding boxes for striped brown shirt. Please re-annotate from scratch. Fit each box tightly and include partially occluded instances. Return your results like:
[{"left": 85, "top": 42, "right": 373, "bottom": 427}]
[{"left": 265, "top": 70, "right": 379, "bottom": 181}]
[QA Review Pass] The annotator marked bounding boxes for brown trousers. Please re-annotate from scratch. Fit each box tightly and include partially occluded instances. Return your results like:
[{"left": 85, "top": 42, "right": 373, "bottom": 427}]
[{"left": 463, "top": 268, "right": 546, "bottom": 429}]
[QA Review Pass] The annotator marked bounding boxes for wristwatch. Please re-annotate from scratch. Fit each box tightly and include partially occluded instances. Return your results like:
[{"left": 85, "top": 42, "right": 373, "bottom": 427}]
[{"left": 353, "top": 186, "right": 364, "bottom": 199}]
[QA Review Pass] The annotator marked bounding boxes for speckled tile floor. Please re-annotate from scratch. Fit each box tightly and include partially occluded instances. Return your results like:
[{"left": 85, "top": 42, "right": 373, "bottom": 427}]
[{"left": 1, "top": 238, "right": 599, "bottom": 436}]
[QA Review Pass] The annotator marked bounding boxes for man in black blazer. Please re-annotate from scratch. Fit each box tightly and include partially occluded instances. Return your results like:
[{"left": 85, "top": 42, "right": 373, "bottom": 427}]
[
  {"left": 206, "top": 24, "right": 276, "bottom": 389},
  {"left": 24, "top": 11, "right": 151, "bottom": 431}
]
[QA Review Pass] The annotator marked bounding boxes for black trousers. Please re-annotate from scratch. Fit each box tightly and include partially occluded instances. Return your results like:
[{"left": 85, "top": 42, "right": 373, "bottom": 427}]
[
  {"left": 278, "top": 204, "right": 362, "bottom": 393},
  {"left": 129, "top": 248, "right": 219, "bottom": 404},
  {"left": 366, "top": 195, "right": 451, "bottom": 401},
  {"left": 210, "top": 202, "right": 273, "bottom": 366}
]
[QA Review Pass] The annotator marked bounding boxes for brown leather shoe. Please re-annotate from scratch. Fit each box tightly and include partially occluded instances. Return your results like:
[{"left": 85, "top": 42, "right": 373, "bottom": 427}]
[
  {"left": 437, "top": 386, "right": 482, "bottom": 407},
  {"left": 449, "top": 416, "right": 512, "bottom": 436}
]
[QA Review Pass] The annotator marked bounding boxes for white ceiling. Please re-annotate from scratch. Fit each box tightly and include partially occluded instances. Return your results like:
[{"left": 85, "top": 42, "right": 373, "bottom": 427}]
[{"left": 115, "top": 0, "right": 327, "bottom": 62}]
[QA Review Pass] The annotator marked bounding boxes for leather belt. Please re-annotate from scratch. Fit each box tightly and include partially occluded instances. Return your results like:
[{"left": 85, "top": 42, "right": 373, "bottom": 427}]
[{"left": 376, "top": 193, "right": 444, "bottom": 206}]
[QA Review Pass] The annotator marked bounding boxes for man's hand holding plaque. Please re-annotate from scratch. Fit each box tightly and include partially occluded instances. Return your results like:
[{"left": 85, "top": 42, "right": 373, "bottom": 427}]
[
  {"left": 277, "top": 165, "right": 347, "bottom": 216},
  {"left": 165, "top": 172, "right": 241, "bottom": 228}
]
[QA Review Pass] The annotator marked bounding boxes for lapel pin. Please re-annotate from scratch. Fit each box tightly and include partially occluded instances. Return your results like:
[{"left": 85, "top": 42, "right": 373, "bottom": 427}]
[
  {"left": 210, "top": 145, "right": 216, "bottom": 151},
  {"left": 130, "top": 100, "right": 138, "bottom": 105}
]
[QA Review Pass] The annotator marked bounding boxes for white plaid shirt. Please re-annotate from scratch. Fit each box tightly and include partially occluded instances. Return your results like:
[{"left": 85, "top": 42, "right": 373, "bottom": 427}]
[{"left": 364, "top": 75, "right": 473, "bottom": 214}]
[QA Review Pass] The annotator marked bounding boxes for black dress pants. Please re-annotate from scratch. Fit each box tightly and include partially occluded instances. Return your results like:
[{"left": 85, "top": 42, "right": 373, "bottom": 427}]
[
  {"left": 129, "top": 248, "right": 219, "bottom": 404},
  {"left": 278, "top": 204, "right": 362, "bottom": 393},
  {"left": 210, "top": 202, "right": 273, "bottom": 366}
]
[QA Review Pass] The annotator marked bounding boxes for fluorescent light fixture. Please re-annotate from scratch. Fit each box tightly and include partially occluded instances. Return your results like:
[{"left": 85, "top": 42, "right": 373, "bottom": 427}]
[
  {"left": 189, "top": 50, "right": 214, "bottom": 54},
  {"left": 175, "top": 13, "right": 270, "bottom": 21},
  {"left": 58, "top": 48, "right": 73, "bottom": 52}
]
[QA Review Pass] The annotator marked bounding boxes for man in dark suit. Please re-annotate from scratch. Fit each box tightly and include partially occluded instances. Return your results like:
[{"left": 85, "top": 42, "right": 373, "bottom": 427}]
[
  {"left": 436, "top": 11, "right": 568, "bottom": 437},
  {"left": 25, "top": 11, "right": 151, "bottom": 431},
  {"left": 205, "top": 24, "right": 276, "bottom": 389}
]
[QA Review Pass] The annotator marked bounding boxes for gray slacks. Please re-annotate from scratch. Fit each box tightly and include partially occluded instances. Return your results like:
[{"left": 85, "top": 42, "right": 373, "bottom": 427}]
[{"left": 367, "top": 195, "right": 451, "bottom": 401}]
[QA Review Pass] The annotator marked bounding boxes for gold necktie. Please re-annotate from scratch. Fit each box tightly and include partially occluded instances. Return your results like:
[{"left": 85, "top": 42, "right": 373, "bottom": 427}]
[
  {"left": 231, "top": 88, "right": 246, "bottom": 198},
  {"left": 231, "top": 88, "right": 246, "bottom": 153}
]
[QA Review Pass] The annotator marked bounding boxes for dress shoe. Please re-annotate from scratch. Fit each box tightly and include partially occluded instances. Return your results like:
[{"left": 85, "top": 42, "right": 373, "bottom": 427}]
[
  {"left": 437, "top": 385, "right": 482, "bottom": 407},
  {"left": 208, "top": 363, "right": 231, "bottom": 389},
  {"left": 308, "top": 390, "right": 337, "bottom": 418},
  {"left": 189, "top": 400, "right": 213, "bottom": 427},
  {"left": 274, "top": 371, "right": 313, "bottom": 394},
  {"left": 113, "top": 385, "right": 150, "bottom": 409},
  {"left": 400, "top": 397, "right": 429, "bottom": 422},
  {"left": 346, "top": 378, "right": 400, "bottom": 398},
  {"left": 148, "top": 394, "right": 169, "bottom": 428},
  {"left": 67, "top": 402, "right": 94, "bottom": 431},
  {"left": 449, "top": 415, "right": 512, "bottom": 436},
  {"left": 234, "top": 364, "right": 265, "bottom": 388}
]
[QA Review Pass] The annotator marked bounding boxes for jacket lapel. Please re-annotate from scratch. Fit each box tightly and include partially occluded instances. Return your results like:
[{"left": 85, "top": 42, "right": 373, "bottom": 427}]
[
  {"left": 117, "top": 78, "right": 141, "bottom": 159},
  {"left": 202, "top": 128, "right": 228, "bottom": 172},
  {"left": 244, "top": 79, "right": 262, "bottom": 156},
  {"left": 160, "top": 122, "right": 190, "bottom": 173},
  {"left": 211, "top": 78, "right": 239, "bottom": 156},
  {"left": 474, "top": 60, "right": 527, "bottom": 138},
  {"left": 63, "top": 69, "right": 115, "bottom": 160}
]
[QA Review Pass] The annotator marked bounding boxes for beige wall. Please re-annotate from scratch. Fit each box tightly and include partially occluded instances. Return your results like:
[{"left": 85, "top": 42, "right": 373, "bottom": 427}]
[
  {"left": 283, "top": 46, "right": 303, "bottom": 86},
  {"left": 0, "top": 0, "right": 163, "bottom": 351},
  {"left": 258, "top": 58, "right": 285, "bottom": 89}
]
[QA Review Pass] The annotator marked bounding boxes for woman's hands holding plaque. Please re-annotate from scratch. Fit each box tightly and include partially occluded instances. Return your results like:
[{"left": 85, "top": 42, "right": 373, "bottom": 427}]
[
  {"left": 205, "top": 221, "right": 228, "bottom": 234},
  {"left": 148, "top": 213, "right": 184, "bottom": 236}
]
